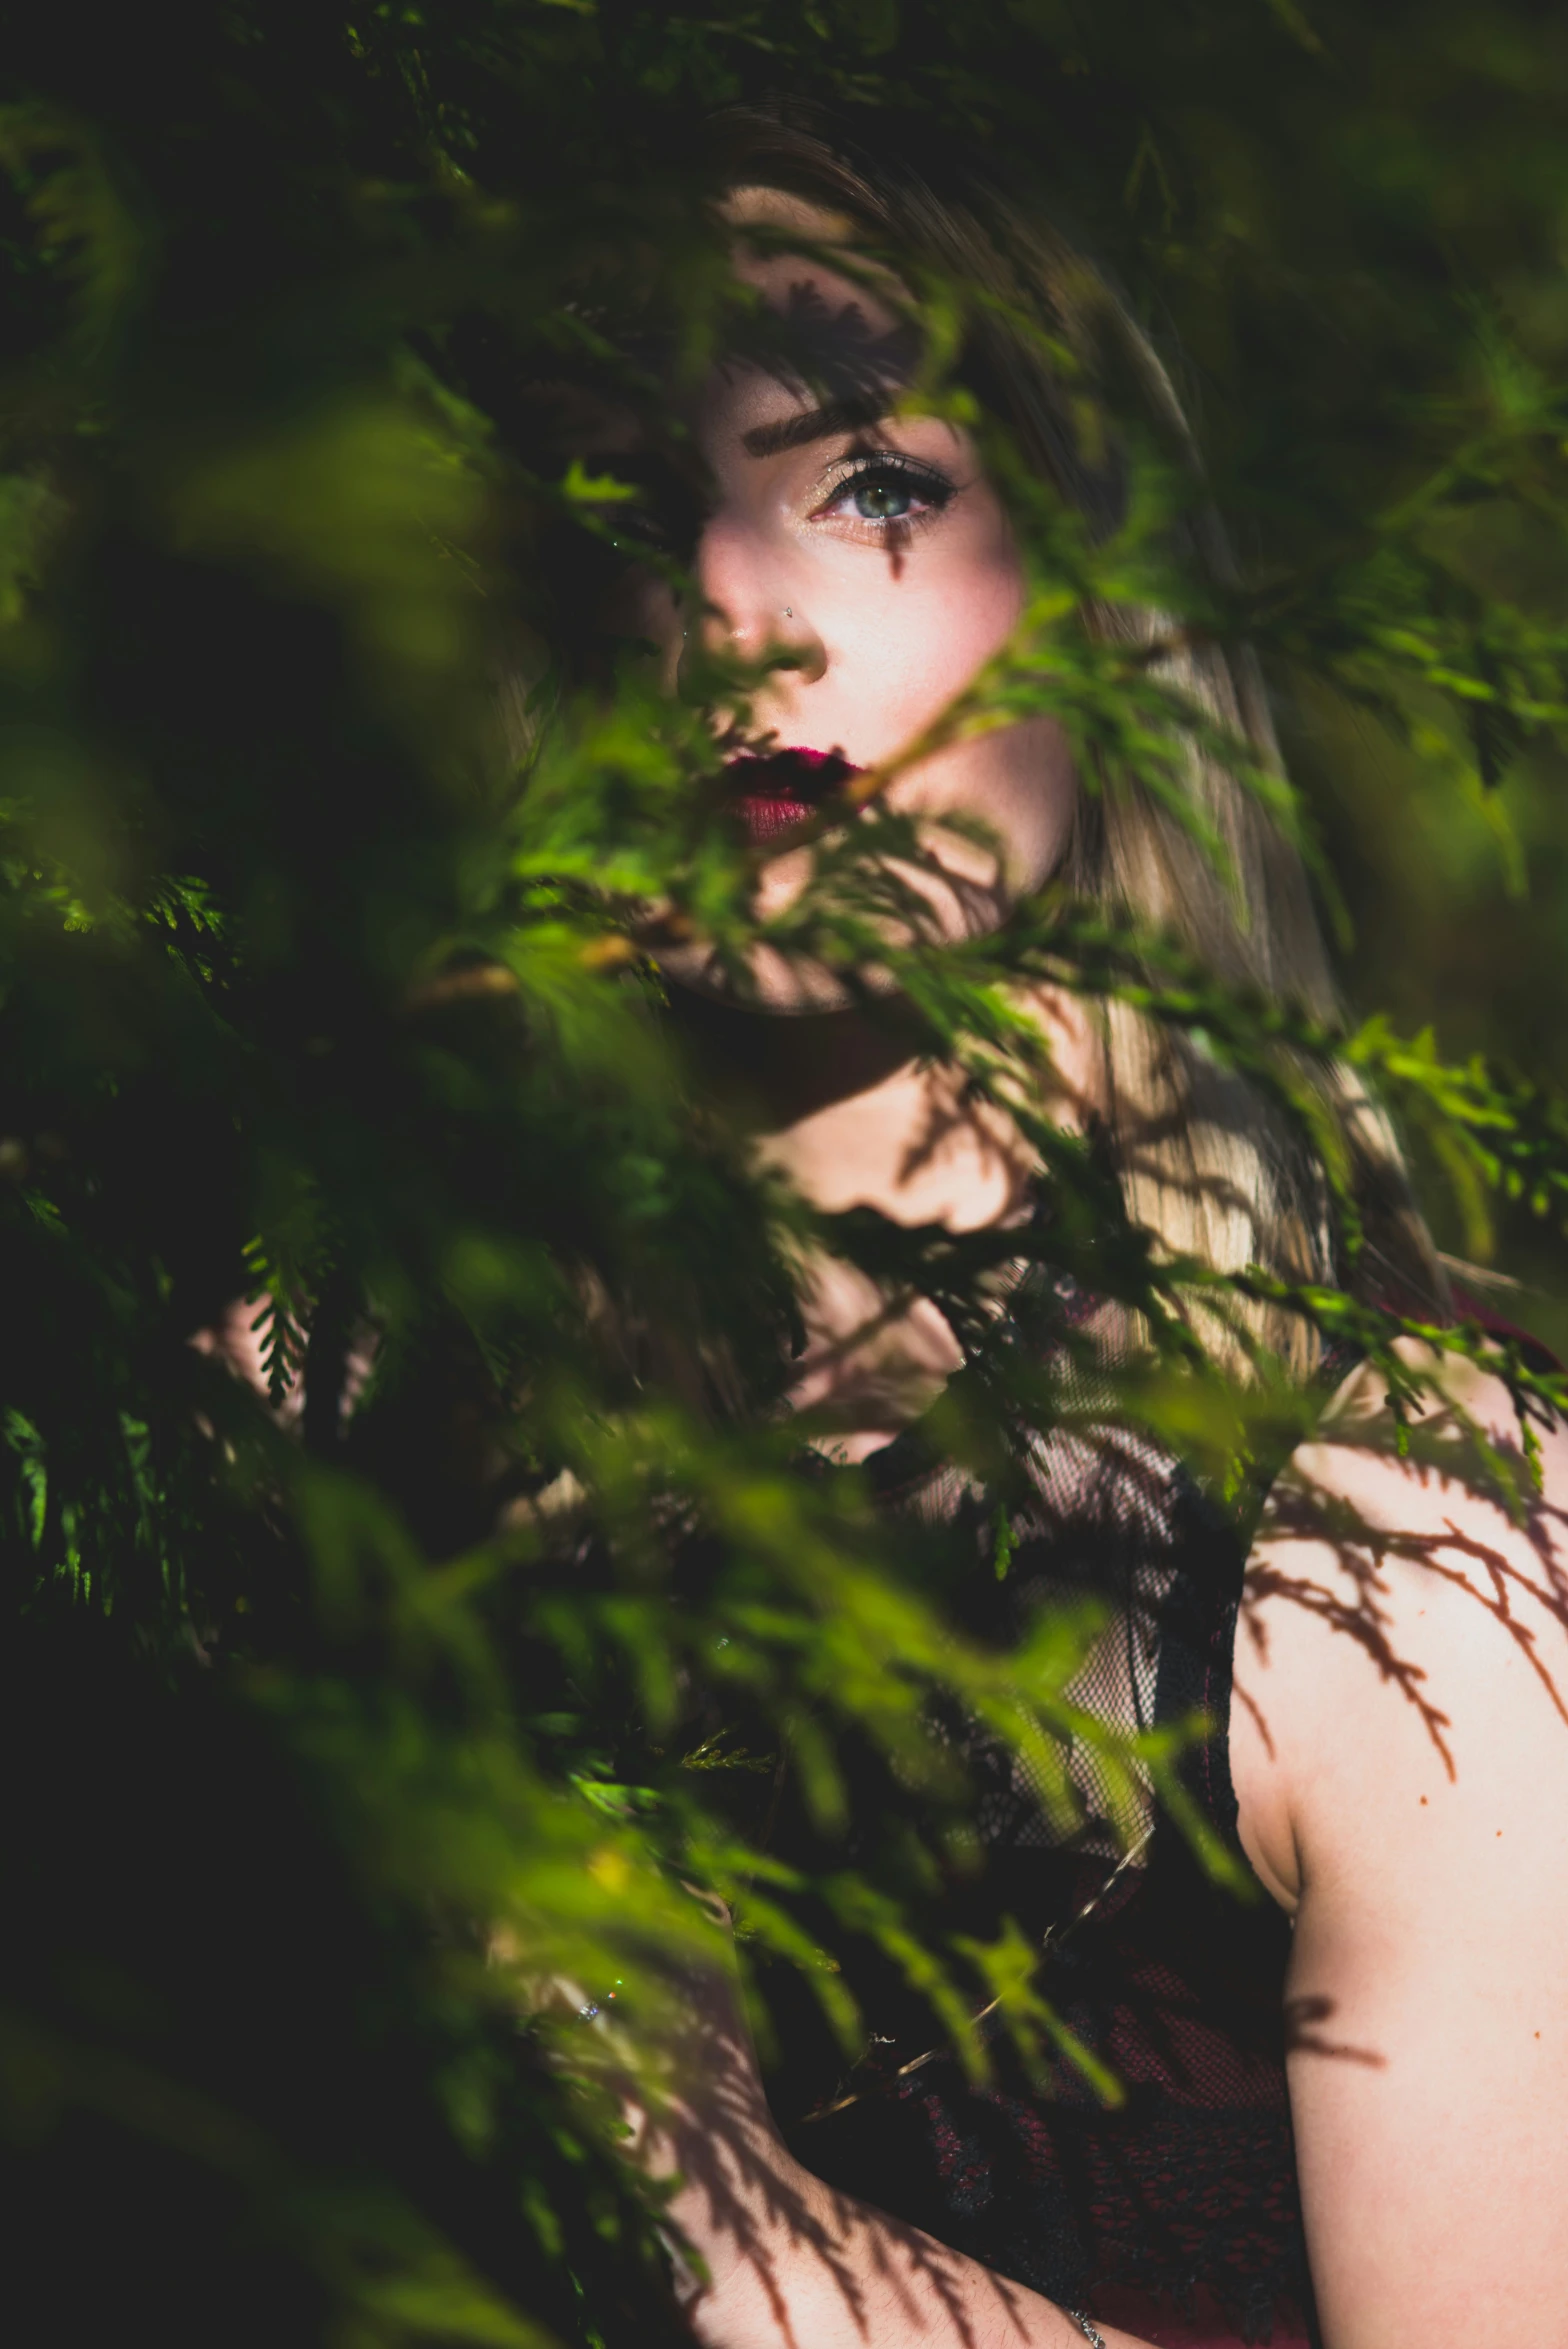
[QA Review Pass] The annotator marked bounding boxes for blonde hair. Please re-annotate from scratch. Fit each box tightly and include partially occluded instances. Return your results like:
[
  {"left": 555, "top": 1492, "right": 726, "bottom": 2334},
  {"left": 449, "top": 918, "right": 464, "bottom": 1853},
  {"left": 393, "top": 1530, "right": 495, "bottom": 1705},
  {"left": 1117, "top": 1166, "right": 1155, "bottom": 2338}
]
[{"left": 711, "top": 106, "right": 1445, "bottom": 1376}]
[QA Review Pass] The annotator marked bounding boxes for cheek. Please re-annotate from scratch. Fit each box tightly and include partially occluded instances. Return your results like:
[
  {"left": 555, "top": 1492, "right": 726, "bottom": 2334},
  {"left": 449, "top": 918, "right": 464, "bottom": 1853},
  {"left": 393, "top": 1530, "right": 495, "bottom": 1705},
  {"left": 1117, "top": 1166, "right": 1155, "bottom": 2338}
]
[
  {"left": 975, "top": 716, "right": 1079, "bottom": 888},
  {"left": 828, "top": 507, "right": 1074, "bottom": 889},
  {"left": 833, "top": 516, "right": 1025, "bottom": 743},
  {"left": 894, "top": 717, "right": 1077, "bottom": 893}
]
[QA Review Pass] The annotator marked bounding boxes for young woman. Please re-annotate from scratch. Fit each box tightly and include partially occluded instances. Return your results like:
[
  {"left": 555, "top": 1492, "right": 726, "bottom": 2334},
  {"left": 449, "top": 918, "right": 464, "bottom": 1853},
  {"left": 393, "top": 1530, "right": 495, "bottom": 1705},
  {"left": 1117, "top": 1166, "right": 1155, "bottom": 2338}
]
[{"left": 580, "top": 114, "right": 1568, "bottom": 2349}]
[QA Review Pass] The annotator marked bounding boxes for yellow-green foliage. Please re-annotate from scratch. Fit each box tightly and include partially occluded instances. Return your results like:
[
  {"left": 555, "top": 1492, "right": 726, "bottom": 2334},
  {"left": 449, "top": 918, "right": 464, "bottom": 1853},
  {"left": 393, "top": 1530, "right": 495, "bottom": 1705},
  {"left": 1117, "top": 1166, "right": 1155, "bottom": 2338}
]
[{"left": 2, "top": 7, "right": 1568, "bottom": 2346}]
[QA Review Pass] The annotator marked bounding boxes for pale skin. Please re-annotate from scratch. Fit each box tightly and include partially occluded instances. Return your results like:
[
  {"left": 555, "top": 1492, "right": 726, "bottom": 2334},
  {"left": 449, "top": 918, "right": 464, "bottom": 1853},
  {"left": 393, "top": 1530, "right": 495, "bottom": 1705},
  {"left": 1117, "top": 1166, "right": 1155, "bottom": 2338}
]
[{"left": 625, "top": 194, "right": 1568, "bottom": 2349}]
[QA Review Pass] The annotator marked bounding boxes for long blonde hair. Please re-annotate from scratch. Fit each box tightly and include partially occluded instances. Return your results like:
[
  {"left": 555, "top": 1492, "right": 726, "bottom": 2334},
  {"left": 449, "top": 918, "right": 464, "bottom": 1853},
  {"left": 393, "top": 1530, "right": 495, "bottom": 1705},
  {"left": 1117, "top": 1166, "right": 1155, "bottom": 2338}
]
[{"left": 711, "top": 105, "right": 1444, "bottom": 1375}]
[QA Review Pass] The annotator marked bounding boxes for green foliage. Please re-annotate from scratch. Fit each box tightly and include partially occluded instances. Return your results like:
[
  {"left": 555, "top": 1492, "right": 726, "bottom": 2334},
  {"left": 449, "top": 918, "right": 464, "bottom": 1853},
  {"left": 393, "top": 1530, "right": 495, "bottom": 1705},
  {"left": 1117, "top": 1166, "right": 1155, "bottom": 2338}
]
[{"left": 2, "top": 5, "right": 1567, "bottom": 2343}]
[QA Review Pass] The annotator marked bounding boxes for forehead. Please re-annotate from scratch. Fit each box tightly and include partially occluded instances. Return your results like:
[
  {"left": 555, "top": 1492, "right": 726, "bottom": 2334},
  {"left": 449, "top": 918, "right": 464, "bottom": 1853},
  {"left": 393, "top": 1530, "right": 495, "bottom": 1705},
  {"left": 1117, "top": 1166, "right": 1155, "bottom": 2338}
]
[
  {"left": 520, "top": 193, "right": 922, "bottom": 475},
  {"left": 716, "top": 186, "right": 919, "bottom": 412}
]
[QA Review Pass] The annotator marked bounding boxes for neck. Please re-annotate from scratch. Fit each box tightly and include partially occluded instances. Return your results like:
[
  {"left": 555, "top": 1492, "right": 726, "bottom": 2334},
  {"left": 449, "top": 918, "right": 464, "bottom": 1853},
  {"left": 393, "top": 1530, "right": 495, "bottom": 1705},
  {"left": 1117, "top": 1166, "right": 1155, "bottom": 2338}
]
[
  {"left": 671, "top": 982, "right": 1094, "bottom": 1219},
  {"left": 671, "top": 984, "right": 1096, "bottom": 1460}
]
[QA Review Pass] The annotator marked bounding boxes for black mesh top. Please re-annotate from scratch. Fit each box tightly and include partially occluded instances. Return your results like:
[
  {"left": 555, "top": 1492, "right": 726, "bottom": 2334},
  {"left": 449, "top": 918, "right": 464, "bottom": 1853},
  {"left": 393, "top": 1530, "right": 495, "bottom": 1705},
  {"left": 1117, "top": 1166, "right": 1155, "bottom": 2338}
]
[{"left": 778, "top": 1269, "right": 1324, "bottom": 2349}]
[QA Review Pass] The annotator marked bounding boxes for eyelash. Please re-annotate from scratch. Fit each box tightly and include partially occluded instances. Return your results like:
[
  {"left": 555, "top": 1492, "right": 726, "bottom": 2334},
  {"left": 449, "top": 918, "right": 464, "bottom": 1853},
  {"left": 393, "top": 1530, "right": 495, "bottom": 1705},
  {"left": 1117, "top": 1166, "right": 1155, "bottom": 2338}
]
[{"left": 813, "top": 450, "right": 957, "bottom": 529}]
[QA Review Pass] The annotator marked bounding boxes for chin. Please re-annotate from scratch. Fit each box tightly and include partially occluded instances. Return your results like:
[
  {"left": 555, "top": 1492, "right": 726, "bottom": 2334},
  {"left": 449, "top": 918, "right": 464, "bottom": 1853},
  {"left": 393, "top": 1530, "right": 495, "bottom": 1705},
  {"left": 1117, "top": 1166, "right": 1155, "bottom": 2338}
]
[{"left": 658, "top": 940, "right": 899, "bottom": 1016}]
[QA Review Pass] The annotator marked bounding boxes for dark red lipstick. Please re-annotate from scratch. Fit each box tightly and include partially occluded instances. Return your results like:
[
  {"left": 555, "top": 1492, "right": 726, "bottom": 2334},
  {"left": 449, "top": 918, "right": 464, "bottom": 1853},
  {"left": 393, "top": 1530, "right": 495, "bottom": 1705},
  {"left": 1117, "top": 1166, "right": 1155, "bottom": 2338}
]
[{"left": 723, "top": 747, "right": 859, "bottom": 844}]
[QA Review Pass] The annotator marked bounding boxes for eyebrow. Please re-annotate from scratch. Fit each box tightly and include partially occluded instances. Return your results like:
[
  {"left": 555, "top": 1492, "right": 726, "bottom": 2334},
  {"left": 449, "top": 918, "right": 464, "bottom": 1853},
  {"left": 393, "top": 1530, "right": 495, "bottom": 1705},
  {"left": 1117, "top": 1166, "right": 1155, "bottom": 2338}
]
[{"left": 741, "top": 392, "right": 891, "bottom": 459}]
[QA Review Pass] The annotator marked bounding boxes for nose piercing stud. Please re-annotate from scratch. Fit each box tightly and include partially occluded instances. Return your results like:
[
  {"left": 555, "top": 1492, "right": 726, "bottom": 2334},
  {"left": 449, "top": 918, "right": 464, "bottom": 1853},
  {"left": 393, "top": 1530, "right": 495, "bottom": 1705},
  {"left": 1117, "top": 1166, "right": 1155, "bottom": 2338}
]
[{"left": 784, "top": 606, "right": 793, "bottom": 619}]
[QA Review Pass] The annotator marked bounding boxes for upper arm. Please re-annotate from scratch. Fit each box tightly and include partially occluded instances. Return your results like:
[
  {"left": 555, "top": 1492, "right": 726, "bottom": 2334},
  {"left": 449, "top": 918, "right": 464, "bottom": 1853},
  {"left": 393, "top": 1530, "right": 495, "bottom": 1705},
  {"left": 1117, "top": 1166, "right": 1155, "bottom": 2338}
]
[{"left": 1231, "top": 1349, "right": 1568, "bottom": 2346}]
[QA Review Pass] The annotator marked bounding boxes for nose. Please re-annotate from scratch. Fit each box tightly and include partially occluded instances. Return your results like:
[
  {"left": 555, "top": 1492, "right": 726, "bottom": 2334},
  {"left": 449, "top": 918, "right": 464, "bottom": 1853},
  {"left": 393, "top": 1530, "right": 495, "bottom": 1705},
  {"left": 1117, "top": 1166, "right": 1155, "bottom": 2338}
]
[{"left": 677, "top": 512, "right": 828, "bottom": 699}]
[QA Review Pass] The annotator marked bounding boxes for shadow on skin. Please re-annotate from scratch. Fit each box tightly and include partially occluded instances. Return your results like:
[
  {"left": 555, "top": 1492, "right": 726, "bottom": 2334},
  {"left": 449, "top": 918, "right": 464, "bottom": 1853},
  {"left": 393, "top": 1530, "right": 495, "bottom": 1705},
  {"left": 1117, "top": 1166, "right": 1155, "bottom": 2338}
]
[
  {"left": 1282, "top": 1993, "right": 1387, "bottom": 2070},
  {"left": 638, "top": 1985, "right": 1038, "bottom": 2349},
  {"left": 1247, "top": 1396, "right": 1568, "bottom": 1780}
]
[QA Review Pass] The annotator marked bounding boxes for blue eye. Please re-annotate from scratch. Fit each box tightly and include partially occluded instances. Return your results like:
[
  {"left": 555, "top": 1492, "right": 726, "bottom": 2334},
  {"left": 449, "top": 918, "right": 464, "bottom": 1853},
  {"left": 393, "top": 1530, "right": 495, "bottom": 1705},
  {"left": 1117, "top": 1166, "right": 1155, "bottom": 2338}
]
[
  {"left": 826, "top": 456, "right": 952, "bottom": 528},
  {"left": 853, "top": 476, "right": 914, "bottom": 521}
]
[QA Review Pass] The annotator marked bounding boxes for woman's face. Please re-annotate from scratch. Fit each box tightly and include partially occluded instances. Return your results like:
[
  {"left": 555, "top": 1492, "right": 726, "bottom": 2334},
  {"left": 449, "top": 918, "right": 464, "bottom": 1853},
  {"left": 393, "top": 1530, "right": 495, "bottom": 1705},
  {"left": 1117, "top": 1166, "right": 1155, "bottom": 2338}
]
[{"left": 623, "top": 190, "right": 1078, "bottom": 1010}]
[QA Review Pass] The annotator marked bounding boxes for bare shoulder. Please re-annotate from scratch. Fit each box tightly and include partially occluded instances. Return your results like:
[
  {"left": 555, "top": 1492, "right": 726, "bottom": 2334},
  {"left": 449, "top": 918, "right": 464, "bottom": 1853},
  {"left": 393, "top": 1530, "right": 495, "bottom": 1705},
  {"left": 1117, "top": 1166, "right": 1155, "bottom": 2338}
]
[
  {"left": 1230, "top": 1334, "right": 1568, "bottom": 1915},
  {"left": 1229, "top": 1338, "right": 1568, "bottom": 2338}
]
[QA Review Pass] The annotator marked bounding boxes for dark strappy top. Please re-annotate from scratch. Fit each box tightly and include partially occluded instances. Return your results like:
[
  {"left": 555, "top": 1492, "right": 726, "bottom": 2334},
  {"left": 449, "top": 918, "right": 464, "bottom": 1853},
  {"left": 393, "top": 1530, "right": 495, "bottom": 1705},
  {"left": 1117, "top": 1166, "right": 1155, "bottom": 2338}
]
[{"left": 774, "top": 1269, "right": 1325, "bottom": 2348}]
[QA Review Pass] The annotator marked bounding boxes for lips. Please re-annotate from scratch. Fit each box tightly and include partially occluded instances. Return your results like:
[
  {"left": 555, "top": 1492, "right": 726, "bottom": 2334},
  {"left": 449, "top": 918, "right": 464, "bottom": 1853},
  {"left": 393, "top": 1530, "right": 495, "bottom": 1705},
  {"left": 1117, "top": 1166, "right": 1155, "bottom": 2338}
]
[{"left": 723, "top": 747, "right": 859, "bottom": 844}]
